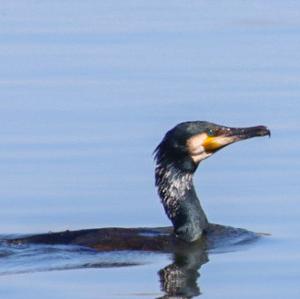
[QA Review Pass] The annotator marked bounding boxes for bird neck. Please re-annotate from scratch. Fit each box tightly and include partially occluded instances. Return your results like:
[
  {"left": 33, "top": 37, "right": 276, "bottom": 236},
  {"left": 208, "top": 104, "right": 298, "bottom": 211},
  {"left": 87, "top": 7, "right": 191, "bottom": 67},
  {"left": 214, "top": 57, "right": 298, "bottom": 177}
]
[{"left": 155, "top": 163, "right": 208, "bottom": 242}]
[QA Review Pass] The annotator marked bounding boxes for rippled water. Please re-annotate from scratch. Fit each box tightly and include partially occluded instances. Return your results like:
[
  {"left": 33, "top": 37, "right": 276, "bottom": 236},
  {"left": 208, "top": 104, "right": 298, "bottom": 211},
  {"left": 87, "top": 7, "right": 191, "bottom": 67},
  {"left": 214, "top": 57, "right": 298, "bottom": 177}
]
[{"left": 0, "top": 1, "right": 300, "bottom": 298}]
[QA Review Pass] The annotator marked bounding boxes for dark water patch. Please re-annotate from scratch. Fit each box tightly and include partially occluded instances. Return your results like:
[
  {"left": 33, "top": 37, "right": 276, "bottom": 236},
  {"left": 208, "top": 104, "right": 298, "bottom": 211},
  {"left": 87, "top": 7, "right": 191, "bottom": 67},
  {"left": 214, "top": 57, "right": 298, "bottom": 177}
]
[
  {"left": 0, "top": 241, "right": 148, "bottom": 276},
  {"left": 0, "top": 224, "right": 262, "bottom": 276}
]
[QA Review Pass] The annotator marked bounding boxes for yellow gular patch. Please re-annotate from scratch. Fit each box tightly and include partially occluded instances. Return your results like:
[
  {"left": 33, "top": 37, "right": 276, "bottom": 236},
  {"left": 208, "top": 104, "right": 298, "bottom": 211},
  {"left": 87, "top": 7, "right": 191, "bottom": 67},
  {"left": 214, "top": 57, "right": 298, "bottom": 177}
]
[{"left": 203, "top": 136, "right": 236, "bottom": 152}]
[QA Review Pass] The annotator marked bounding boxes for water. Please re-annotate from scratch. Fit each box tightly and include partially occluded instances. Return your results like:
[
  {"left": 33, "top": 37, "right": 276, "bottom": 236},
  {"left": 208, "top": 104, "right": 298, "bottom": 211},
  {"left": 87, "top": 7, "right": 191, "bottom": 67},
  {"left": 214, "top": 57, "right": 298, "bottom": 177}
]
[{"left": 0, "top": 0, "right": 300, "bottom": 298}]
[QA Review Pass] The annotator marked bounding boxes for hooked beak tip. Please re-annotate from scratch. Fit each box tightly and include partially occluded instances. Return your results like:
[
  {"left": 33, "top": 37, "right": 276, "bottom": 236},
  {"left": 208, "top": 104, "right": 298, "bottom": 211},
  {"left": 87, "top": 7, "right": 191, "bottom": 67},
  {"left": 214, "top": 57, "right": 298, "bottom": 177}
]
[
  {"left": 233, "top": 125, "right": 271, "bottom": 140},
  {"left": 258, "top": 126, "right": 271, "bottom": 138}
]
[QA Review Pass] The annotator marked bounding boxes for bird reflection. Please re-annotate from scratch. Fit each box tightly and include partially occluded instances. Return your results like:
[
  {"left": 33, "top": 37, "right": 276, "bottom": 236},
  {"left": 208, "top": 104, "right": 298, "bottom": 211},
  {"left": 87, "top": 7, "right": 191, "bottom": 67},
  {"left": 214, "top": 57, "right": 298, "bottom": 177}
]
[
  {"left": 157, "top": 238, "right": 208, "bottom": 299},
  {"left": 156, "top": 223, "right": 261, "bottom": 299}
]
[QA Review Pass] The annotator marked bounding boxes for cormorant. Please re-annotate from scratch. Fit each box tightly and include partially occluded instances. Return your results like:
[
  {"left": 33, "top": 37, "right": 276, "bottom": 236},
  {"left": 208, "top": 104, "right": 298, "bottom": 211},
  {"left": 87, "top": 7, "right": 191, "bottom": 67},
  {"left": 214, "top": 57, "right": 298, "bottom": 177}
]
[
  {"left": 154, "top": 121, "right": 270, "bottom": 242},
  {"left": 5, "top": 121, "right": 270, "bottom": 250}
]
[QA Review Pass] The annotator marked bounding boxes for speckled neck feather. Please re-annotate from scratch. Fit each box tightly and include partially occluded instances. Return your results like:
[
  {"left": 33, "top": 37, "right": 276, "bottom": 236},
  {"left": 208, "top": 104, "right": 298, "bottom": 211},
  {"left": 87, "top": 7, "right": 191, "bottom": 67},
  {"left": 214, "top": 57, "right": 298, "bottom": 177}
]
[
  {"left": 154, "top": 145, "right": 208, "bottom": 242},
  {"left": 155, "top": 164, "right": 193, "bottom": 217}
]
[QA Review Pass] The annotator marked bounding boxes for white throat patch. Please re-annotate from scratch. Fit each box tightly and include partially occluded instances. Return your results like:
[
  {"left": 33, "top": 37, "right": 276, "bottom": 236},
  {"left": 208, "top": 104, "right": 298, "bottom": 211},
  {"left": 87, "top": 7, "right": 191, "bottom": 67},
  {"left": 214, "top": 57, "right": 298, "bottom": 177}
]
[{"left": 186, "top": 133, "right": 212, "bottom": 163}]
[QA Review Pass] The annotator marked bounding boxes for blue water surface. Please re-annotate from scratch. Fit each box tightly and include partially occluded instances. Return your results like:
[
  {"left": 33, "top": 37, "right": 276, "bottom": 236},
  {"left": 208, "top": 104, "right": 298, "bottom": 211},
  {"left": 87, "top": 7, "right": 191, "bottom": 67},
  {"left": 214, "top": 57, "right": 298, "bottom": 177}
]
[{"left": 0, "top": 1, "right": 299, "bottom": 298}]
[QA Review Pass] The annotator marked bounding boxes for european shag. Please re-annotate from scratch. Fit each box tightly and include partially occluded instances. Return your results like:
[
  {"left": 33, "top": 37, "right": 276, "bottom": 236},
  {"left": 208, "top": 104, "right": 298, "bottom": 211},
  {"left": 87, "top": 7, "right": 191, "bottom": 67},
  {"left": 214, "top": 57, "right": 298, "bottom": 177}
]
[{"left": 6, "top": 121, "right": 270, "bottom": 250}]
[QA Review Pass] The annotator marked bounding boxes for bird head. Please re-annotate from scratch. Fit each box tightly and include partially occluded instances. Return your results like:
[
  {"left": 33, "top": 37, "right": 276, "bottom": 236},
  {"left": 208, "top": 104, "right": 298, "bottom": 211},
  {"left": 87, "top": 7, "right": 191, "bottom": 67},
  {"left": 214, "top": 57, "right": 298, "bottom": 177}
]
[{"left": 154, "top": 121, "right": 270, "bottom": 173}]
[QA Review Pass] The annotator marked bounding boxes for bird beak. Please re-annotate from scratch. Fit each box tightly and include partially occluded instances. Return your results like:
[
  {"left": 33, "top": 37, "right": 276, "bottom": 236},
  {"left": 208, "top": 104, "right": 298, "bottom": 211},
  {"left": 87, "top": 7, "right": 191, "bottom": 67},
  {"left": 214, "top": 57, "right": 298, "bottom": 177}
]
[{"left": 203, "top": 125, "right": 271, "bottom": 152}]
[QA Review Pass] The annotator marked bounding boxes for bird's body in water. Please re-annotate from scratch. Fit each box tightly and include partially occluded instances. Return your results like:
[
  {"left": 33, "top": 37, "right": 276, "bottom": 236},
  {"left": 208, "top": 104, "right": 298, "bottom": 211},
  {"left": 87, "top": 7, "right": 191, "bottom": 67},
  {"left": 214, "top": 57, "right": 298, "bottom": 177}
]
[{"left": 5, "top": 121, "right": 270, "bottom": 249}]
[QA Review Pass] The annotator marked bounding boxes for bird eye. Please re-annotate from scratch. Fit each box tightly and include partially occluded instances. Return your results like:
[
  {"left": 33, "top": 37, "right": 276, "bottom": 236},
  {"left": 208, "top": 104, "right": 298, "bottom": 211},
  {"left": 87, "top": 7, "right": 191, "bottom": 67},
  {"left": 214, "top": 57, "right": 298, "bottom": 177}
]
[{"left": 207, "top": 129, "right": 214, "bottom": 136}]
